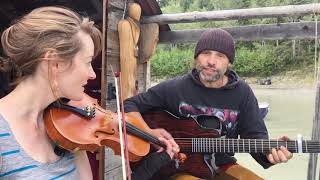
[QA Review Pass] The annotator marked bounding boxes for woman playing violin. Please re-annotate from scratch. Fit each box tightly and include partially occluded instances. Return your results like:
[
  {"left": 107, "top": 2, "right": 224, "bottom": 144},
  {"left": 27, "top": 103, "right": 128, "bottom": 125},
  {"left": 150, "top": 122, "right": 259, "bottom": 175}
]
[{"left": 0, "top": 6, "right": 178, "bottom": 180}]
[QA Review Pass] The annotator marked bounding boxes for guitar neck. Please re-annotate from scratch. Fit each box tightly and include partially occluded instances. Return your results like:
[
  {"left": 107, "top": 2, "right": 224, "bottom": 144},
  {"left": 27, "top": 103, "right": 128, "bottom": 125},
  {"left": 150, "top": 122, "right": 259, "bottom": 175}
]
[{"left": 175, "top": 138, "right": 320, "bottom": 153}]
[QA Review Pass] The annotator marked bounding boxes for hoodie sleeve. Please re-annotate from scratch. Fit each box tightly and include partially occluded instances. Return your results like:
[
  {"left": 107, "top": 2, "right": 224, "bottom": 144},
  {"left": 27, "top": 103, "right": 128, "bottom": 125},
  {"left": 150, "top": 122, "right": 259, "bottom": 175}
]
[
  {"left": 124, "top": 81, "right": 171, "bottom": 113},
  {"left": 238, "top": 83, "right": 274, "bottom": 169},
  {"left": 131, "top": 152, "right": 171, "bottom": 180}
]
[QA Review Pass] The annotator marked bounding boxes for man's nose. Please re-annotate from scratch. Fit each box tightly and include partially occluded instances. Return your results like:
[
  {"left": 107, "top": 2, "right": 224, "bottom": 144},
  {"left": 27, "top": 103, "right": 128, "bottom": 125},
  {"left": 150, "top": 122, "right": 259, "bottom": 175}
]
[{"left": 207, "top": 55, "right": 217, "bottom": 66}]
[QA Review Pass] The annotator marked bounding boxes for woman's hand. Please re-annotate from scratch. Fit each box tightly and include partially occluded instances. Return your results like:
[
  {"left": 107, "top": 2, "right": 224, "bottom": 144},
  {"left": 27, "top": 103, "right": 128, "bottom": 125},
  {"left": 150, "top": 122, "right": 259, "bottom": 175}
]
[
  {"left": 149, "top": 128, "right": 173, "bottom": 140},
  {"left": 157, "top": 137, "right": 180, "bottom": 159}
]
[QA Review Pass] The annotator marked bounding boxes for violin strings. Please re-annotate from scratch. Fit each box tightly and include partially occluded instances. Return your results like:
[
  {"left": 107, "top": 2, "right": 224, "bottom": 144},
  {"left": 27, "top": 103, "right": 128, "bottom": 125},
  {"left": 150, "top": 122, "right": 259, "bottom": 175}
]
[{"left": 126, "top": 122, "right": 164, "bottom": 147}]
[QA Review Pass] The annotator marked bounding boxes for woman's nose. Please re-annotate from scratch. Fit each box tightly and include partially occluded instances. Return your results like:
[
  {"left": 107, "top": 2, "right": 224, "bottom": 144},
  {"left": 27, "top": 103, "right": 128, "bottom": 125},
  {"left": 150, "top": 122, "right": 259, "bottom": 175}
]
[{"left": 88, "top": 68, "right": 96, "bottom": 80}]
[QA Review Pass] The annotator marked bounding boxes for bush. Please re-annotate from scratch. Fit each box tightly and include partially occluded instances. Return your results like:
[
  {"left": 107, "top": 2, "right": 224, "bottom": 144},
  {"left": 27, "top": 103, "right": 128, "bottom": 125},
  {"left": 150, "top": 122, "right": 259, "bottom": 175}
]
[
  {"left": 151, "top": 47, "right": 194, "bottom": 79},
  {"left": 233, "top": 42, "right": 294, "bottom": 77},
  {"left": 151, "top": 41, "right": 315, "bottom": 79}
]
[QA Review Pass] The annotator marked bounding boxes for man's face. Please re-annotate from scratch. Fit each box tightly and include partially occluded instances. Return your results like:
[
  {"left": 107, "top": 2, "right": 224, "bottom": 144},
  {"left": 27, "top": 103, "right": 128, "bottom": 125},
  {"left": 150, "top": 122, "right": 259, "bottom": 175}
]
[{"left": 195, "top": 50, "right": 230, "bottom": 83}]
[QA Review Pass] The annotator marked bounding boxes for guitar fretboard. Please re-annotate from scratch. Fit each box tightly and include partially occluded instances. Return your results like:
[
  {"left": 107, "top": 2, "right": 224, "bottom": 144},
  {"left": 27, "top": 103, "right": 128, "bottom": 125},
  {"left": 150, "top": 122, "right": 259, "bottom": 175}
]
[{"left": 175, "top": 138, "right": 320, "bottom": 153}]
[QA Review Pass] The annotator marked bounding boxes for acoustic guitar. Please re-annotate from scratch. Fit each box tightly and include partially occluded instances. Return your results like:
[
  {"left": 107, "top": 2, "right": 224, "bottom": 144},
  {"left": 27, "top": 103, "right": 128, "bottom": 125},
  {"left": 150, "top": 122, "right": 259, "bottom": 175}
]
[{"left": 136, "top": 111, "right": 320, "bottom": 179}]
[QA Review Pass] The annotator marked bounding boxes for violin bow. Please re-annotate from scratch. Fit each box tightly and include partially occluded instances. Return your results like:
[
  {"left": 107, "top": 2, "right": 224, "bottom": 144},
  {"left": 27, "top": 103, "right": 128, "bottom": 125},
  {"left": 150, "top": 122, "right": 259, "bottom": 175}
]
[{"left": 112, "top": 66, "right": 132, "bottom": 180}]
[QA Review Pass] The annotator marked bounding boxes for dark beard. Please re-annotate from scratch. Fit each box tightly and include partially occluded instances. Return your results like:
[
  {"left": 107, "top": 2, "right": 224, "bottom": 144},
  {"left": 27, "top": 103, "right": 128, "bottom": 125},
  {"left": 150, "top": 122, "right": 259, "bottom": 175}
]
[{"left": 195, "top": 66, "right": 222, "bottom": 83}]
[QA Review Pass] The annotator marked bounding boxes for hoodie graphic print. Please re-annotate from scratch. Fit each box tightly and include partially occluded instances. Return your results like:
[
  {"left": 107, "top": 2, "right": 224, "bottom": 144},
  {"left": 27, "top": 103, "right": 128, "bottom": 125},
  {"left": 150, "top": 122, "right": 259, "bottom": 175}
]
[{"left": 179, "top": 102, "right": 239, "bottom": 136}]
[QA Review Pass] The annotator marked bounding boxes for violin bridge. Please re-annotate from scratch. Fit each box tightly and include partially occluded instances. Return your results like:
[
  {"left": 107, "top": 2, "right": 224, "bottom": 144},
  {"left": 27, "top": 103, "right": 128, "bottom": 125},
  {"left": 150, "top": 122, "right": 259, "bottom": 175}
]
[{"left": 103, "top": 116, "right": 113, "bottom": 127}]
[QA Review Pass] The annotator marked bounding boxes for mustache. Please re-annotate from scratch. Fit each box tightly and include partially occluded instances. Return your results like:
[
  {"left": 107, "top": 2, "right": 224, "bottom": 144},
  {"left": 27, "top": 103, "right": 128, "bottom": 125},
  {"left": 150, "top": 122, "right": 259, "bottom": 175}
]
[{"left": 197, "top": 65, "right": 217, "bottom": 72}]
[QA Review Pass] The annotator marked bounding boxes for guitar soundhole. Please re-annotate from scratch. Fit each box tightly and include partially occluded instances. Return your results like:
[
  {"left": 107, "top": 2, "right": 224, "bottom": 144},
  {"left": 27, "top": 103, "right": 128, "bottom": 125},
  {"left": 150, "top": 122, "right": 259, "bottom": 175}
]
[{"left": 192, "top": 115, "right": 221, "bottom": 130}]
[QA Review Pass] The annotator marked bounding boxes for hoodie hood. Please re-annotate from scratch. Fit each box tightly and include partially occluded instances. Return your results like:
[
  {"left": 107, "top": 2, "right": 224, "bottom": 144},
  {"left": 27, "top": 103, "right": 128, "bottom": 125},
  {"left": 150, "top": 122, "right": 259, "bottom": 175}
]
[{"left": 190, "top": 68, "right": 239, "bottom": 89}]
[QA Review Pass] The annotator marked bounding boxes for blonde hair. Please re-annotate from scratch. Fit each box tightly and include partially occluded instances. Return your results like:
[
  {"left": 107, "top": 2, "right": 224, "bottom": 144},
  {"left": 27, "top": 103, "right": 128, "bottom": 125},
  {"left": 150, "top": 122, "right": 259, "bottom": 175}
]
[{"left": 1, "top": 6, "right": 102, "bottom": 84}]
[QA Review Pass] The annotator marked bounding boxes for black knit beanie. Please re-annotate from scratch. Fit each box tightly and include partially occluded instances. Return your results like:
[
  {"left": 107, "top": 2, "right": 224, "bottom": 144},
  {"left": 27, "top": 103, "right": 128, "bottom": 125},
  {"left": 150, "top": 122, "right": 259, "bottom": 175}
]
[{"left": 194, "top": 28, "right": 235, "bottom": 63}]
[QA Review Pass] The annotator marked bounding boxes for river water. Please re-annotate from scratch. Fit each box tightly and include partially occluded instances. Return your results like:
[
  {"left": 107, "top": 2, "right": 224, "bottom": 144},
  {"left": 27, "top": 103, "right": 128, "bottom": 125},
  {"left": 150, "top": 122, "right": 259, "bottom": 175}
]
[{"left": 235, "top": 87, "right": 318, "bottom": 180}]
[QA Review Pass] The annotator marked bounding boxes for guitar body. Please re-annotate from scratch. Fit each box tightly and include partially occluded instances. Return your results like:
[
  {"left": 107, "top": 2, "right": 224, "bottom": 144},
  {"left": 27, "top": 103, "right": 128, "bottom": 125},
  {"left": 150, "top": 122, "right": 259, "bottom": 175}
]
[
  {"left": 130, "top": 111, "right": 320, "bottom": 179},
  {"left": 136, "top": 111, "right": 220, "bottom": 179}
]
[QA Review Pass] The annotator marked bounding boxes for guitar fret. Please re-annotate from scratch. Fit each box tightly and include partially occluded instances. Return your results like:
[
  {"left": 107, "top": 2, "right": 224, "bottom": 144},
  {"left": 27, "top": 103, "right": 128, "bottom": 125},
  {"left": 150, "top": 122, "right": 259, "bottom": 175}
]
[
  {"left": 305, "top": 140, "right": 307, "bottom": 153},
  {"left": 202, "top": 138, "right": 204, "bottom": 152},
  {"left": 228, "top": 138, "right": 230, "bottom": 153},
  {"left": 248, "top": 139, "right": 251, "bottom": 153},
  {"left": 261, "top": 139, "right": 263, "bottom": 152},
  {"left": 203, "top": 138, "right": 208, "bottom": 152},
  {"left": 220, "top": 138, "right": 222, "bottom": 153},
  {"left": 243, "top": 139, "right": 245, "bottom": 152},
  {"left": 201, "top": 138, "right": 204, "bottom": 152},
  {"left": 211, "top": 138, "right": 214, "bottom": 153},
  {"left": 224, "top": 138, "right": 225, "bottom": 153},
  {"left": 238, "top": 139, "right": 239, "bottom": 153},
  {"left": 193, "top": 138, "right": 195, "bottom": 152},
  {"left": 285, "top": 141, "right": 288, "bottom": 149},
  {"left": 196, "top": 138, "right": 198, "bottom": 152},
  {"left": 255, "top": 139, "right": 257, "bottom": 153},
  {"left": 269, "top": 139, "right": 271, "bottom": 150},
  {"left": 215, "top": 138, "right": 217, "bottom": 153},
  {"left": 232, "top": 139, "right": 234, "bottom": 153},
  {"left": 277, "top": 140, "right": 279, "bottom": 149}
]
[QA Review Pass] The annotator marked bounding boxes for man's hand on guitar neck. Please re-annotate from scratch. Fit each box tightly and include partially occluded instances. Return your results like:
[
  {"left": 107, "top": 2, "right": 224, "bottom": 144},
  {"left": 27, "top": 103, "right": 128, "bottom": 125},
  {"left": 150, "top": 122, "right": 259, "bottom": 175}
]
[{"left": 267, "top": 136, "right": 293, "bottom": 164}]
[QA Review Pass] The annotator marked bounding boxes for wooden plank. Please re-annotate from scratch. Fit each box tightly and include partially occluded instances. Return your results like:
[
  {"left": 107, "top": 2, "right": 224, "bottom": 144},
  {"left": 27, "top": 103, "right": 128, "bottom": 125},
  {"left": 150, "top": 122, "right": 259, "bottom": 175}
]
[
  {"left": 137, "top": 64, "right": 144, "bottom": 92},
  {"left": 104, "top": 2, "right": 122, "bottom": 180},
  {"left": 141, "top": 3, "right": 320, "bottom": 24},
  {"left": 104, "top": 148, "right": 123, "bottom": 180},
  {"left": 307, "top": 58, "right": 320, "bottom": 180},
  {"left": 159, "top": 22, "right": 320, "bottom": 43},
  {"left": 139, "top": 23, "right": 159, "bottom": 63},
  {"left": 99, "top": 0, "right": 107, "bottom": 179},
  {"left": 109, "top": 0, "right": 125, "bottom": 9},
  {"left": 138, "top": 23, "right": 159, "bottom": 92},
  {"left": 107, "top": 30, "right": 120, "bottom": 51},
  {"left": 108, "top": 10, "right": 124, "bottom": 31}
]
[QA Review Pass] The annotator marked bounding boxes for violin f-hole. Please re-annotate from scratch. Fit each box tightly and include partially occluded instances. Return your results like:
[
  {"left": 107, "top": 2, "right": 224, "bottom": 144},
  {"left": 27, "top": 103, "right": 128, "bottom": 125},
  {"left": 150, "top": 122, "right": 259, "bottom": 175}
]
[{"left": 95, "top": 129, "right": 115, "bottom": 138}]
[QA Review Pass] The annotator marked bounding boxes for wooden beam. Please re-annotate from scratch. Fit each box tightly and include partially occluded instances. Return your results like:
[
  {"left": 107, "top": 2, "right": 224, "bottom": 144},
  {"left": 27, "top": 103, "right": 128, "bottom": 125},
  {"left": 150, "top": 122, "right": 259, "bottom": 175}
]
[
  {"left": 139, "top": 23, "right": 159, "bottom": 63},
  {"left": 307, "top": 71, "right": 320, "bottom": 180},
  {"left": 159, "top": 22, "right": 319, "bottom": 43},
  {"left": 99, "top": 0, "right": 108, "bottom": 180},
  {"left": 142, "top": 3, "right": 320, "bottom": 24}
]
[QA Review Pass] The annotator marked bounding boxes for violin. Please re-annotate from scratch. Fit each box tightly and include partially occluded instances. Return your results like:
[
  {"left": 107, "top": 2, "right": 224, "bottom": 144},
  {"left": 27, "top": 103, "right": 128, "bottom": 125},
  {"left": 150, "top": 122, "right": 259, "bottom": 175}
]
[{"left": 44, "top": 93, "right": 175, "bottom": 162}]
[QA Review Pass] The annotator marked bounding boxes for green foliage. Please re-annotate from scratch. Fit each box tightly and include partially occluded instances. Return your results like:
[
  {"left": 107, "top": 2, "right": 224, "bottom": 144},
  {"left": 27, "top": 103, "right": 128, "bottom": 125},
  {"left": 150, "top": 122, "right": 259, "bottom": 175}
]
[
  {"left": 234, "top": 43, "right": 281, "bottom": 76},
  {"left": 179, "top": 0, "right": 193, "bottom": 12},
  {"left": 150, "top": 47, "right": 194, "bottom": 78},
  {"left": 233, "top": 40, "right": 314, "bottom": 77},
  {"left": 153, "top": 0, "right": 317, "bottom": 79}
]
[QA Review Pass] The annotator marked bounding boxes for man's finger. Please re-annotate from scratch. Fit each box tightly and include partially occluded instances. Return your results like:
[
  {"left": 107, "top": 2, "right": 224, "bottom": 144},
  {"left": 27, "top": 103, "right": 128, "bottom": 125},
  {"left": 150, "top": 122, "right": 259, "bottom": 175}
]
[
  {"left": 271, "top": 148, "right": 280, "bottom": 163},
  {"left": 267, "top": 153, "right": 275, "bottom": 164},
  {"left": 280, "top": 146, "right": 293, "bottom": 160},
  {"left": 279, "top": 136, "right": 290, "bottom": 141},
  {"left": 277, "top": 149, "right": 288, "bottom": 163}
]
